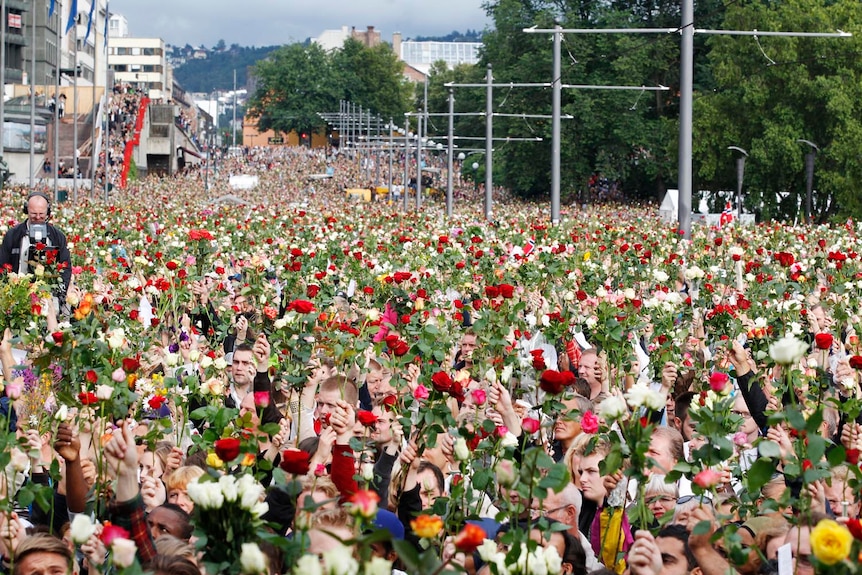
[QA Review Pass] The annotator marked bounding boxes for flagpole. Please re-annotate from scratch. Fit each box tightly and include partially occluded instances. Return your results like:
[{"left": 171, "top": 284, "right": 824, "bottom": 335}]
[
  {"left": 72, "top": 8, "right": 78, "bottom": 202},
  {"left": 1, "top": 0, "right": 7, "bottom": 168},
  {"left": 29, "top": 0, "right": 36, "bottom": 187},
  {"left": 103, "top": 0, "right": 109, "bottom": 201},
  {"left": 52, "top": 0, "right": 60, "bottom": 203},
  {"left": 89, "top": 0, "right": 97, "bottom": 195}
]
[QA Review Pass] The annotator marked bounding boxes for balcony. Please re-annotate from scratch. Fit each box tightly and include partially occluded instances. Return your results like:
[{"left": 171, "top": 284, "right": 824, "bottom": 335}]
[{"left": 6, "top": 1, "right": 30, "bottom": 11}]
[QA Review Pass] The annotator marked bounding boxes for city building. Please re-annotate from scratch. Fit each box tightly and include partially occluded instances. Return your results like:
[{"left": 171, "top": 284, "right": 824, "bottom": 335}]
[
  {"left": 107, "top": 36, "right": 170, "bottom": 100},
  {"left": 392, "top": 32, "right": 482, "bottom": 77}
]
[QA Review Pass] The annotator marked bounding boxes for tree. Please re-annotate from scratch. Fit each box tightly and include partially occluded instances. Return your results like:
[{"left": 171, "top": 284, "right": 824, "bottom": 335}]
[
  {"left": 331, "top": 38, "right": 412, "bottom": 121},
  {"left": 246, "top": 43, "right": 340, "bottom": 136},
  {"left": 693, "top": 0, "right": 862, "bottom": 222},
  {"left": 214, "top": 39, "right": 226, "bottom": 52}
]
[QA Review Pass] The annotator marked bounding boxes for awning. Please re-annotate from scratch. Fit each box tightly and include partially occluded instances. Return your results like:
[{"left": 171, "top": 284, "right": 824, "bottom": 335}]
[{"left": 179, "top": 147, "right": 204, "bottom": 160}]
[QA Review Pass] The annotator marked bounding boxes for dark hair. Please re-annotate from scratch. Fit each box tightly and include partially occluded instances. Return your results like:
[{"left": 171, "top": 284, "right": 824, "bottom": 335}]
[
  {"left": 235, "top": 343, "right": 255, "bottom": 355},
  {"left": 561, "top": 530, "right": 587, "bottom": 573},
  {"left": 674, "top": 391, "right": 696, "bottom": 424},
  {"left": 147, "top": 554, "right": 200, "bottom": 575},
  {"left": 573, "top": 378, "right": 591, "bottom": 399},
  {"left": 155, "top": 503, "right": 194, "bottom": 540},
  {"left": 418, "top": 461, "right": 445, "bottom": 494},
  {"left": 657, "top": 524, "right": 697, "bottom": 571}
]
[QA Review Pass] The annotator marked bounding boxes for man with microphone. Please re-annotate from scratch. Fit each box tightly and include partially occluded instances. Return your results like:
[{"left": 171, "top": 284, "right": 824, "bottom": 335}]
[{"left": 0, "top": 191, "right": 72, "bottom": 296}]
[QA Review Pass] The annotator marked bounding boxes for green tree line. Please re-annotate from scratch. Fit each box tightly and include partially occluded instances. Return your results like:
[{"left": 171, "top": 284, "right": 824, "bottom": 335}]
[{"left": 244, "top": 0, "right": 862, "bottom": 221}]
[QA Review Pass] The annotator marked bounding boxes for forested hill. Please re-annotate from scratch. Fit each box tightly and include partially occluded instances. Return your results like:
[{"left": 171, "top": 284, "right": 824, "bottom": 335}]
[{"left": 172, "top": 45, "right": 280, "bottom": 92}]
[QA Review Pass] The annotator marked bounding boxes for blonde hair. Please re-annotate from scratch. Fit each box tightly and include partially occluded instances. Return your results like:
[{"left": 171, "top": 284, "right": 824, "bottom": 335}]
[{"left": 164, "top": 466, "right": 205, "bottom": 493}]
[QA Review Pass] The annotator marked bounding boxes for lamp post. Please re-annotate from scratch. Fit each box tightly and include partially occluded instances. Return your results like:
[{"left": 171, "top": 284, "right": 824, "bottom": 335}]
[
  {"left": 798, "top": 139, "right": 819, "bottom": 224},
  {"left": 727, "top": 146, "right": 748, "bottom": 220},
  {"left": 472, "top": 161, "right": 479, "bottom": 192},
  {"left": 457, "top": 152, "right": 465, "bottom": 185}
]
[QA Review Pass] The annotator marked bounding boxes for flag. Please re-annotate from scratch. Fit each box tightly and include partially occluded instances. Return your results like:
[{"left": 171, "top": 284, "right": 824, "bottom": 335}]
[
  {"left": 65, "top": 0, "right": 78, "bottom": 35},
  {"left": 84, "top": 0, "right": 96, "bottom": 42},
  {"left": 104, "top": 0, "right": 110, "bottom": 48},
  {"left": 49, "top": 0, "right": 55, "bottom": 17},
  {"left": 720, "top": 201, "right": 734, "bottom": 227},
  {"left": 522, "top": 237, "right": 536, "bottom": 256}
]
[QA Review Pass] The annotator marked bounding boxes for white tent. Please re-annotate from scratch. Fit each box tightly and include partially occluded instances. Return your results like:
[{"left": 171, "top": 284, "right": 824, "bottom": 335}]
[
  {"left": 658, "top": 189, "right": 678, "bottom": 223},
  {"left": 229, "top": 175, "right": 259, "bottom": 190}
]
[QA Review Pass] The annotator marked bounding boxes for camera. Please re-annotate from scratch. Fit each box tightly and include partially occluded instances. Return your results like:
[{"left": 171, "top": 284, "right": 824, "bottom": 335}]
[{"left": 29, "top": 223, "right": 49, "bottom": 245}]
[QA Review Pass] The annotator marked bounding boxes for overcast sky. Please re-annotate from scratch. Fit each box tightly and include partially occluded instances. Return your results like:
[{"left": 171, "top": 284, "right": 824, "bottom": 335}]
[{"left": 108, "top": 0, "right": 490, "bottom": 48}]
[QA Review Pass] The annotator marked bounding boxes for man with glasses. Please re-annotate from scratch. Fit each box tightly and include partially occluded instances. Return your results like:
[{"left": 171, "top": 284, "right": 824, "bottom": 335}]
[{"left": 543, "top": 484, "right": 600, "bottom": 571}]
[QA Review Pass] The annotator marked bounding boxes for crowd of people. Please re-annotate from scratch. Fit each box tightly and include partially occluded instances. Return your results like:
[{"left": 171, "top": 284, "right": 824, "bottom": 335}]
[{"left": 0, "top": 145, "right": 858, "bottom": 575}]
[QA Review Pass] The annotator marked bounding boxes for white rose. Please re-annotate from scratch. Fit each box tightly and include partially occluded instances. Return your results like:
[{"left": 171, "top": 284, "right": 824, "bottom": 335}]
[
  {"left": 70, "top": 514, "right": 98, "bottom": 545},
  {"left": 769, "top": 335, "right": 809, "bottom": 366},
  {"left": 107, "top": 328, "right": 126, "bottom": 350},
  {"left": 625, "top": 382, "right": 666, "bottom": 411},
  {"left": 484, "top": 367, "right": 497, "bottom": 385},
  {"left": 111, "top": 538, "right": 138, "bottom": 568},
  {"left": 213, "top": 357, "right": 228, "bottom": 370},
  {"left": 188, "top": 349, "right": 200, "bottom": 363},
  {"left": 322, "top": 545, "right": 359, "bottom": 575},
  {"left": 187, "top": 479, "right": 224, "bottom": 509},
  {"left": 596, "top": 286, "right": 608, "bottom": 298},
  {"left": 623, "top": 288, "right": 636, "bottom": 300},
  {"left": 361, "top": 462, "right": 375, "bottom": 482},
  {"left": 543, "top": 544, "right": 562, "bottom": 574},
  {"left": 273, "top": 317, "right": 288, "bottom": 330},
  {"left": 237, "top": 474, "right": 265, "bottom": 510},
  {"left": 251, "top": 501, "right": 269, "bottom": 518},
  {"left": 219, "top": 474, "right": 238, "bottom": 502},
  {"left": 239, "top": 543, "right": 268, "bottom": 575},
  {"left": 295, "top": 554, "right": 323, "bottom": 575},
  {"left": 199, "top": 355, "right": 213, "bottom": 369},
  {"left": 54, "top": 404, "right": 69, "bottom": 422},
  {"left": 453, "top": 437, "right": 470, "bottom": 462},
  {"left": 653, "top": 269, "right": 670, "bottom": 283},
  {"left": 164, "top": 352, "right": 179, "bottom": 367},
  {"left": 478, "top": 539, "right": 502, "bottom": 563},
  {"left": 525, "top": 313, "right": 537, "bottom": 327},
  {"left": 500, "top": 364, "right": 514, "bottom": 384},
  {"left": 9, "top": 448, "right": 30, "bottom": 473},
  {"left": 598, "top": 395, "right": 627, "bottom": 421},
  {"left": 96, "top": 385, "right": 114, "bottom": 401},
  {"left": 364, "top": 557, "right": 393, "bottom": 575}
]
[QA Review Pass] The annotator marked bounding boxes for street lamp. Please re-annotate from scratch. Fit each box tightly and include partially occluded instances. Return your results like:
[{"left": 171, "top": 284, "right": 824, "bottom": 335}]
[
  {"left": 457, "top": 152, "right": 466, "bottom": 185},
  {"left": 797, "top": 139, "right": 819, "bottom": 224},
  {"left": 727, "top": 146, "right": 748, "bottom": 220},
  {"left": 472, "top": 161, "right": 479, "bottom": 192}
]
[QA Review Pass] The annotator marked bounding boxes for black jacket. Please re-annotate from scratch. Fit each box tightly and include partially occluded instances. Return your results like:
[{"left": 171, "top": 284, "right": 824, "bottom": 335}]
[{"left": 0, "top": 221, "right": 72, "bottom": 293}]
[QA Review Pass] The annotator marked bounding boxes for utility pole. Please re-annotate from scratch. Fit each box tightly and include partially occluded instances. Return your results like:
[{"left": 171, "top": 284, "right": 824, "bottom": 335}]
[
  {"left": 484, "top": 65, "right": 492, "bottom": 219},
  {"left": 446, "top": 89, "right": 454, "bottom": 218}
]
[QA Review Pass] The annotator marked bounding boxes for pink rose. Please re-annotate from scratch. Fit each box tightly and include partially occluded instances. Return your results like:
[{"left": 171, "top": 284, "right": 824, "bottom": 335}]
[
  {"left": 693, "top": 468, "right": 722, "bottom": 488},
  {"left": 413, "top": 384, "right": 429, "bottom": 400},
  {"left": 112, "top": 368, "right": 126, "bottom": 383},
  {"left": 581, "top": 410, "right": 599, "bottom": 434},
  {"left": 709, "top": 371, "right": 730, "bottom": 393},
  {"left": 521, "top": 417, "right": 540, "bottom": 435},
  {"left": 471, "top": 389, "right": 487, "bottom": 406}
]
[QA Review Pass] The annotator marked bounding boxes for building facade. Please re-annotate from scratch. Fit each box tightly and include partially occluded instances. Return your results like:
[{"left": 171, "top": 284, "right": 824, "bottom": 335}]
[{"left": 107, "top": 36, "right": 170, "bottom": 100}]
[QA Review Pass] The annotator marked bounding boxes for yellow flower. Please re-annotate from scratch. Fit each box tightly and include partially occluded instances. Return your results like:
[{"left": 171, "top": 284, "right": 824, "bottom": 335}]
[
  {"left": 583, "top": 251, "right": 591, "bottom": 261},
  {"left": 810, "top": 519, "right": 853, "bottom": 565},
  {"left": 240, "top": 453, "right": 257, "bottom": 467},
  {"left": 206, "top": 452, "right": 224, "bottom": 469},
  {"left": 410, "top": 515, "right": 444, "bottom": 539}
]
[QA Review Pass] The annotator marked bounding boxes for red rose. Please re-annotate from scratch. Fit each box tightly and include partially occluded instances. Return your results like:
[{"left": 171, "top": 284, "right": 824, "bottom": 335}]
[
  {"left": 78, "top": 392, "right": 98, "bottom": 405},
  {"left": 850, "top": 356, "right": 862, "bottom": 370},
  {"left": 498, "top": 284, "right": 515, "bottom": 299},
  {"left": 709, "top": 371, "right": 730, "bottom": 393},
  {"left": 484, "top": 285, "right": 500, "bottom": 299},
  {"left": 530, "top": 349, "right": 546, "bottom": 370},
  {"left": 100, "top": 524, "right": 131, "bottom": 546},
  {"left": 814, "top": 333, "right": 833, "bottom": 350},
  {"left": 166, "top": 261, "right": 178, "bottom": 271},
  {"left": 280, "top": 449, "right": 312, "bottom": 475},
  {"left": 86, "top": 369, "right": 98, "bottom": 383},
  {"left": 846, "top": 448, "right": 860, "bottom": 466},
  {"left": 306, "top": 284, "right": 320, "bottom": 297},
  {"left": 381, "top": 394, "right": 397, "bottom": 410},
  {"left": 51, "top": 331, "right": 64, "bottom": 344},
  {"left": 254, "top": 391, "right": 270, "bottom": 408},
  {"left": 801, "top": 459, "right": 814, "bottom": 472},
  {"left": 521, "top": 417, "right": 540, "bottom": 434},
  {"left": 148, "top": 395, "right": 167, "bottom": 410},
  {"left": 539, "top": 370, "right": 567, "bottom": 395},
  {"left": 848, "top": 519, "right": 862, "bottom": 541},
  {"left": 129, "top": 309, "right": 139, "bottom": 320},
  {"left": 357, "top": 410, "right": 379, "bottom": 427},
  {"left": 431, "top": 371, "right": 453, "bottom": 393},
  {"left": 453, "top": 524, "right": 487, "bottom": 554},
  {"left": 122, "top": 357, "right": 140, "bottom": 373},
  {"left": 287, "top": 299, "right": 315, "bottom": 314},
  {"left": 214, "top": 437, "right": 241, "bottom": 462}
]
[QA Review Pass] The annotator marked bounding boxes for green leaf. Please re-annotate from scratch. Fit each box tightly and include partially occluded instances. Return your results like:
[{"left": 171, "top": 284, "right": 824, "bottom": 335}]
[
  {"left": 758, "top": 440, "right": 782, "bottom": 459},
  {"left": 691, "top": 520, "right": 713, "bottom": 536},
  {"left": 745, "top": 458, "right": 777, "bottom": 492},
  {"left": 828, "top": 445, "right": 847, "bottom": 467}
]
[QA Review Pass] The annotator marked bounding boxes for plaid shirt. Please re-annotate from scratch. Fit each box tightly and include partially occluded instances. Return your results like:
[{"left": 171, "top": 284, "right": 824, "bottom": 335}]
[{"left": 108, "top": 493, "right": 157, "bottom": 563}]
